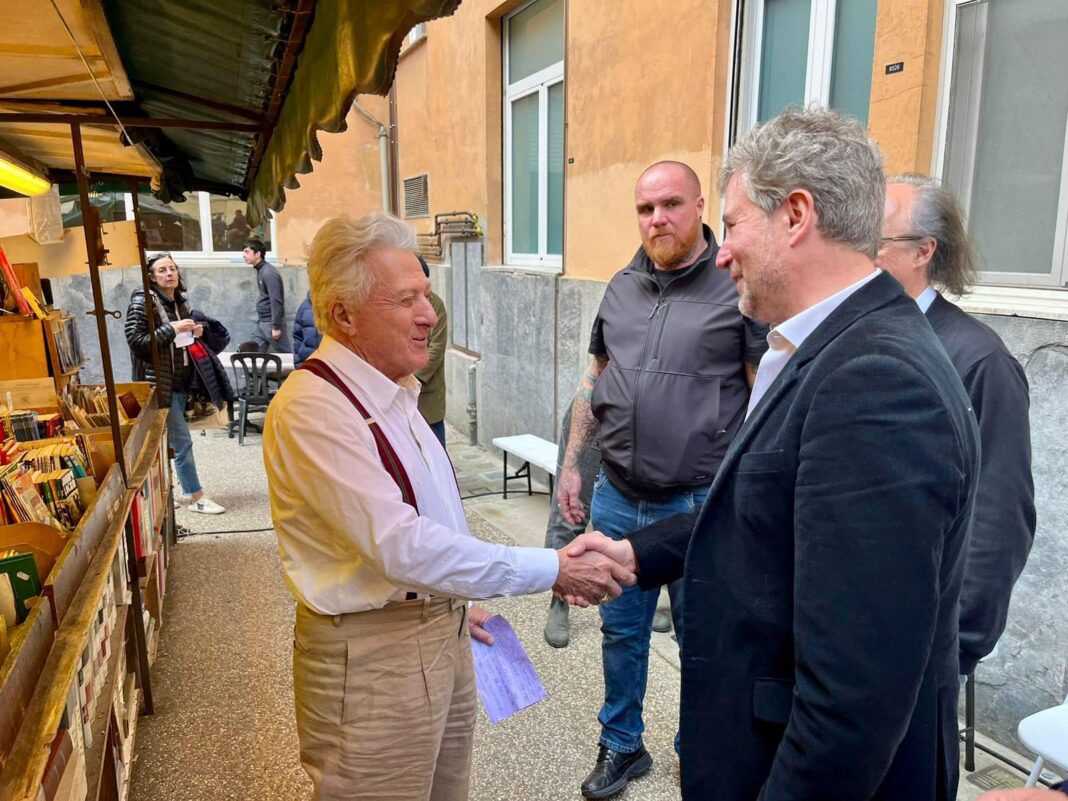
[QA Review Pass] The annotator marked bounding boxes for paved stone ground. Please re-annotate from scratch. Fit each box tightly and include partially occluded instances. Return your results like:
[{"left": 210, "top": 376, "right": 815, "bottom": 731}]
[{"left": 128, "top": 421, "right": 1049, "bottom": 800}]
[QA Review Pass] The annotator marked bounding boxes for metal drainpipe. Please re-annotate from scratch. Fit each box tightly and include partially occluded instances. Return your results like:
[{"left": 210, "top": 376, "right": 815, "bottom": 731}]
[
  {"left": 467, "top": 363, "right": 478, "bottom": 445},
  {"left": 353, "top": 99, "right": 391, "bottom": 212}
]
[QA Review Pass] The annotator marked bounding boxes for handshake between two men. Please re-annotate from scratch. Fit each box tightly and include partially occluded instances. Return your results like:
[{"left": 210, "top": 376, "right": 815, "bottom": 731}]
[{"left": 552, "top": 532, "right": 637, "bottom": 606}]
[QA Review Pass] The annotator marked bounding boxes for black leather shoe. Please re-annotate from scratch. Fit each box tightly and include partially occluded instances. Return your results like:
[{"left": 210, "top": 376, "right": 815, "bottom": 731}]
[{"left": 581, "top": 744, "right": 653, "bottom": 799}]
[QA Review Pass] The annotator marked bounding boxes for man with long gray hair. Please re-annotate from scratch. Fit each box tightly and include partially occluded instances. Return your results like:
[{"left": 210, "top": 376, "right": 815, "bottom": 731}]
[
  {"left": 263, "top": 212, "right": 636, "bottom": 801},
  {"left": 880, "top": 174, "right": 1035, "bottom": 677},
  {"left": 567, "top": 107, "right": 979, "bottom": 800}
]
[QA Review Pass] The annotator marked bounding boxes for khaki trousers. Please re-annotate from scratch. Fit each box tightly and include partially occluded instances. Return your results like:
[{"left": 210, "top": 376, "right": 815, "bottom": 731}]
[{"left": 293, "top": 597, "right": 476, "bottom": 801}]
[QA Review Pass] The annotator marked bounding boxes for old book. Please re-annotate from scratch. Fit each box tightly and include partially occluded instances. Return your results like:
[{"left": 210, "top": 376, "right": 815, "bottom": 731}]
[
  {"left": 0, "top": 551, "right": 42, "bottom": 623},
  {"left": 117, "top": 392, "right": 141, "bottom": 421}
]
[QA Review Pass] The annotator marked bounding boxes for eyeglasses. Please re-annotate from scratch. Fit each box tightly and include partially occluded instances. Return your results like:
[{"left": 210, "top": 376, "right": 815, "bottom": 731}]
[{"left": 879, "top": 235, "right": 926, "bottom": 244}]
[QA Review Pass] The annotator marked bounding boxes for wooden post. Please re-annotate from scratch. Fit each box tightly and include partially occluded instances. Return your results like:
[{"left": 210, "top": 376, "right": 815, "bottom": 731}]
[{"left": 70, "top": 122, "right": 155, "bottom": 715}]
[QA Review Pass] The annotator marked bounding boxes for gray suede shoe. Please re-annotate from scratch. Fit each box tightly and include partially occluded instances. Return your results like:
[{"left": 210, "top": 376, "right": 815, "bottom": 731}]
[
  {"left": 544, "top": 596, "right": 570, "bottom": 648},
  {"left": 652, "top": 608, "right": 672, "bottom": 633}
]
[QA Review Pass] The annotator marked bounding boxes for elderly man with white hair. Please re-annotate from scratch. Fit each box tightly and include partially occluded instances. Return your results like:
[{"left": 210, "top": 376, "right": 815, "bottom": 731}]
[{"left": 264, "top": 212, "right": 635, "bottom": 801}]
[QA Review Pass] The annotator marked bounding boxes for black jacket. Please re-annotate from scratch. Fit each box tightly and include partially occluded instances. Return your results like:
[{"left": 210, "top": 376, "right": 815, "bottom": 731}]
[
  {"left": 188, "top": 310, "right": 236, "bottom": 408},
  {"left": 629, "top": 272, "right": 979, "bottom": 801},
  {"left": 926, "top": 294, "right": 1035, "bottom": 674},
  {"left": 590, "top": 225, "right": 767, "bottom": 496},
  {"left": 125, "top": 287, "right": 189, "bottom": 406},
  {"left": 292, "top": 294, "right": 321, "bottom": 367}
]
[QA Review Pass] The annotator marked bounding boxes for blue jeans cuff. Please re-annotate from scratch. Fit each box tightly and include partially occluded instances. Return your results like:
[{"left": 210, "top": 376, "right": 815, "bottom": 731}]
[{"left": 598, "top": 735, "right": 642, "bottom": 754}]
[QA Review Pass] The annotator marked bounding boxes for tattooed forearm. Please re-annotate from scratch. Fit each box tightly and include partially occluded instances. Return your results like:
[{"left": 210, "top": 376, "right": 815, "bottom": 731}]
[{"left": 563, "top": 355, "right": 607, "bottom": 471}]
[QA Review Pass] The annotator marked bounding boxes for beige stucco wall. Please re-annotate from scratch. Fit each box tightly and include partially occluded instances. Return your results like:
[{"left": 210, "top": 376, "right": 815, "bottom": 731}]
[
  {"left": 274, "top": 98, "right": 390, "bottom": 266},
  {"left": 275, "top": 0, "right": 950, "bottom": 277},
  {"left": 564, "top": 0, "right": 730, "bottom": 280},
  {"left": 869, "top": 0, "right": 944, "bottom": 175},
  {"left": 0, "top": 198, "right": 30, "bottom": 237},
  {"left": 393, "top": 1, "right": 514, "bottom": 264}
]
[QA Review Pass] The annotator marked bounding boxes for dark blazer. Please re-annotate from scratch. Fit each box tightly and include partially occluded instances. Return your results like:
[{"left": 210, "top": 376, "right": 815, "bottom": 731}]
[
  {"left": 926, "top": 294, "right": 1035, "bottom": 674},
  {"left": 629, "top": 272, "right": 979, "bottom": 801}
]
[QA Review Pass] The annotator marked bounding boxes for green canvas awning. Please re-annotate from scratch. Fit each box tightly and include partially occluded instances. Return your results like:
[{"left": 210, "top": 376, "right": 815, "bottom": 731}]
[{"left": 0, "top": 0, "right": 461, "bottom": 224}]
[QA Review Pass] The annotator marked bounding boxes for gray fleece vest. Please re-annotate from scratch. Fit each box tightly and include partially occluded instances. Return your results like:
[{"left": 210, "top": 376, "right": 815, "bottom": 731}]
[{"left": 592, "top": 231, "right": 755, "bottom": 495}]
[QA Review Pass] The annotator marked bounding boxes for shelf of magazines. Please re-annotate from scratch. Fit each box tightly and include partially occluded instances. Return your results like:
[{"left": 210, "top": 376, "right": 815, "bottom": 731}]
[{"left": 0, "top": 385, "right": 173, "bottom": 801}]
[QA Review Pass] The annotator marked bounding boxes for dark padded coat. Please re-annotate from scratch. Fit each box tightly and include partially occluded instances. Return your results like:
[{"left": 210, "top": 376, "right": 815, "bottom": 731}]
[
  {"left": 125, "top": 286, "right": 189, "bottom": 407},
  {"left": 292, "top": 294, "right": 321, "bottom": 368},
  {"left": 188, "top": 310, "right": 235, "bottom": 408}
]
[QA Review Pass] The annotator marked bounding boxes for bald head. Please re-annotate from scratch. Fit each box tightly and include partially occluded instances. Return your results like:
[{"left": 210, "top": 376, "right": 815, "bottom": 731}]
[
  {"left": 634, "top": 160, "right": 706, "bottom": 270},
  {"left": 637, "top": 161, "right": 702, "bottom": 196}
]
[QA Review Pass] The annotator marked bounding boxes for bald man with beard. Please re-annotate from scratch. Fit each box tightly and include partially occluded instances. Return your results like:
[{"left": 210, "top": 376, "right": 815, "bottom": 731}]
[{"left": 557, "top": 161, "right": 767, "bottom": 799}]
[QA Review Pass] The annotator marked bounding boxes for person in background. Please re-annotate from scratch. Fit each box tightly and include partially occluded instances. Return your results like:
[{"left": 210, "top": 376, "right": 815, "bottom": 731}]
[
  {"left": 569, "top": 107, "right": 980, "bottom": 801},
  {"left": 414, "top": 256, "right": 448, "bottom": 448},
  {"left": 557, "top": 160, "right": 766, "bottom": 799},
  {"left": 292, "top": 291, "right": 322, "bottom": 368},
  {"left": 543, "top": 398, "right": 601, "bottom": 648},
  {"left": 243, "top": 237, "right": 291, "bottom": 353},
  {"left": 879, "top": 173, "right": 1036, "bottom": 677},
  {"left": 126, "top": 253, "right": 226, "bottom": 515}
]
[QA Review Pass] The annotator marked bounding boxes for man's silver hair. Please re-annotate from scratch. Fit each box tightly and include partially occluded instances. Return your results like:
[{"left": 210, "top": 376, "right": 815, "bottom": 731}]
[
  {"left": 888, "top": 174, "right": 976, "bottom": 296},
  {"left": 719, "top": 106, "right": 885, "bottom": 259},
  {"left": 306, "top": 213, "right": 418, "bottom": 335}
]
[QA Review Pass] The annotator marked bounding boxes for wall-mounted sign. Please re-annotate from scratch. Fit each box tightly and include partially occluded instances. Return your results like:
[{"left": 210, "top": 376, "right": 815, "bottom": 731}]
[{"left": 886, "top": 62, "right": 904, "bottom": 75}]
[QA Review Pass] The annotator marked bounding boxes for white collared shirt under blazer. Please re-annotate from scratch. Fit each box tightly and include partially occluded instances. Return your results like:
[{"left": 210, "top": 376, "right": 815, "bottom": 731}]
[{"left": 263, "top": 335, "right": 559, "bottom": 615}]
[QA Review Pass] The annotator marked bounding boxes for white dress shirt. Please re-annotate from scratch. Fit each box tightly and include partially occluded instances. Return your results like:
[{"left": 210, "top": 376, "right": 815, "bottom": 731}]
[
  {"left": 746, "top": 269, "right": 882, "bottom": 418},
  {"left": 916, "top": 285, "right": 938, "bottom": 313},
  {"left": 263, "top": 336, "right": 559, "bottom": 615}
]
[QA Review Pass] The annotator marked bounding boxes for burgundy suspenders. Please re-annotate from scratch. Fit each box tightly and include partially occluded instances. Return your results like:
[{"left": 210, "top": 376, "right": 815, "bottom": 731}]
[{"left": 298, "top": 358, "right": 420, "bottom": 513}]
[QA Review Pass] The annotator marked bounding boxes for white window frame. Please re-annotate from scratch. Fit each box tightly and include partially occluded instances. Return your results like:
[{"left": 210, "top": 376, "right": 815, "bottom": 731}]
[
  {"left": 503, "top": 0, "right": 564, "bottom": 269},
  {"left": 119, "top": 190, "right": 277, "bottom": 264},
  {"left": 932, "top": 0, "right": 1068, "bottom": 291},
  {"left": 733, "top": 0, "right": 839, "bottom": 140}
]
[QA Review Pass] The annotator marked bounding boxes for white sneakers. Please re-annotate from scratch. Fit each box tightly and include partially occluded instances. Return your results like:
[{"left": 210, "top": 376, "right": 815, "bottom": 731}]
[{"left": 187, "top": 496, "right": 226, "bottom": 515}]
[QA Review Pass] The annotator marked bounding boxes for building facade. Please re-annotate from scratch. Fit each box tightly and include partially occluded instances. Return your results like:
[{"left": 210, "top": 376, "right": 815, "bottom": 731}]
[
  {"left": 274, "top": 0, "right": 1068, "bottom": 755},
  {"left": 3, "top": 0, "right": 1062, "bottom": 757}
]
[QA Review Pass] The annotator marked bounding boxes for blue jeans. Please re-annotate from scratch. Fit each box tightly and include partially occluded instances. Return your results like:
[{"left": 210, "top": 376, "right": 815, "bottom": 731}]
[
  {"left": 168, "top": 392, "right": 202, "bottom": 496},
  {"left": 591, "top": 472, "right": 708, "bottom": 754}
]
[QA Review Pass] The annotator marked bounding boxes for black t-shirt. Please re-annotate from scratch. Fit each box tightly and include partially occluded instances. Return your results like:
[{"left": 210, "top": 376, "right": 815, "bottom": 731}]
[{"left": 652, "top": 261, "right": 698, "bottom": 289}]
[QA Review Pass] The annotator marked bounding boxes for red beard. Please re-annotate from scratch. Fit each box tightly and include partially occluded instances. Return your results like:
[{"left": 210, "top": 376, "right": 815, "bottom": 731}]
[{"left": 643, "top": 224, "right": 702, "bottom": 268}]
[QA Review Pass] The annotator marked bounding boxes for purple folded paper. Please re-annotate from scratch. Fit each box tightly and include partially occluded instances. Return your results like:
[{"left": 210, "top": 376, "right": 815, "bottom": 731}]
[{"left": 471, "top": 614, "right": 547, "bottom": 724}]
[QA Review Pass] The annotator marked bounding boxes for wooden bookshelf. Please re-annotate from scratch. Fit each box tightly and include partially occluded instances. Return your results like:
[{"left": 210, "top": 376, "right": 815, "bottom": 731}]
[
  {"left": 0, "top": 317, "right": 50, "bottom": 381},
  {"left": 0, "top": 389, "right": 172, "bottom": 801},
  {"left": 0, "top": 311, "right": 86, "bottom": 395}
]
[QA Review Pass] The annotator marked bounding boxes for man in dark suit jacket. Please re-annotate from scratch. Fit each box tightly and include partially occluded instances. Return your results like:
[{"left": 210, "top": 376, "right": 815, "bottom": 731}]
[
  {"left": 564, "top": 108, "right": 980, "bottom": 801},
  {"left": 880, "top": 175, "right": 1035, "bottom": 676}
]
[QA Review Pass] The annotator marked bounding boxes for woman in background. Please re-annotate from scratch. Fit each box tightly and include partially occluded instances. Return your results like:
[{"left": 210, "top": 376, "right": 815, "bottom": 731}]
[{"left": 125, "top": 253, "right": 226, "bottom": 515}]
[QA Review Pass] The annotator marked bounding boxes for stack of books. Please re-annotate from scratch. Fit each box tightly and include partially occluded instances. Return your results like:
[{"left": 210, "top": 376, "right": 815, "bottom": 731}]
[
  {"left": 0, "top": 410, "right": 64, "bottom": 442},
  {"left": 0, "top": 434, "right": 95, "bottom": 529},
  {"left": 39, "top": 565, "right": 125, "bottom": 801},
  {"left": 76, "top": 569, "right": 116, "bottom": 750},
  {"left": 32, "top": 469, "right": 81, "bottom": 530},
  {"left": 0, "top": 461, "right": 61, "bottom": 528}
]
